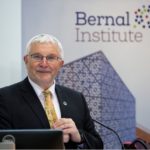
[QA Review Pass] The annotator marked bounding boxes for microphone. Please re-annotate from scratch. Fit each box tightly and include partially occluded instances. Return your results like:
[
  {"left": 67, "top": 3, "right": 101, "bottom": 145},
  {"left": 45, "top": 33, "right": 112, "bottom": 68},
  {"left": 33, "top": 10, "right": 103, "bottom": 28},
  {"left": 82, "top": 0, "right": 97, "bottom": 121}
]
[{"left": 92, "top": 119, "right": 125, "bottom": 150}]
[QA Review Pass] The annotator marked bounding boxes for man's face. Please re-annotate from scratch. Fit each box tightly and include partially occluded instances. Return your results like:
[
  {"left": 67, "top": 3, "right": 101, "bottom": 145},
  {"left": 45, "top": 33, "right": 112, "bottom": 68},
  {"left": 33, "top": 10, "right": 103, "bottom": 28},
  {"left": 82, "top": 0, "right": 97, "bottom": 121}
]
[{"left": 24, "top": 42, "right": 64, "bottom": 89}]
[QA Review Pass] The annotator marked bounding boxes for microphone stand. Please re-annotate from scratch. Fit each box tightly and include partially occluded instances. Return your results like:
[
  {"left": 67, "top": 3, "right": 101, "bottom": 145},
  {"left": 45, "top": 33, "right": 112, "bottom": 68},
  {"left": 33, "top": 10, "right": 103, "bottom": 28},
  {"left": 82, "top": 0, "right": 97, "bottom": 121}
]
[{"left": 92, "top": 119, "right": 125, "bottom": 150}]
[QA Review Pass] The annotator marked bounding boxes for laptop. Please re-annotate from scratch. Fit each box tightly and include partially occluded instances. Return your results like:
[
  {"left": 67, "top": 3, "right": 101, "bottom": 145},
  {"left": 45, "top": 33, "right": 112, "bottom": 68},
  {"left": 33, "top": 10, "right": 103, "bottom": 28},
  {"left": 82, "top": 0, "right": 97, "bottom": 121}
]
[{"left": 0, "top": 129, "right": 64, "bottom": 149}]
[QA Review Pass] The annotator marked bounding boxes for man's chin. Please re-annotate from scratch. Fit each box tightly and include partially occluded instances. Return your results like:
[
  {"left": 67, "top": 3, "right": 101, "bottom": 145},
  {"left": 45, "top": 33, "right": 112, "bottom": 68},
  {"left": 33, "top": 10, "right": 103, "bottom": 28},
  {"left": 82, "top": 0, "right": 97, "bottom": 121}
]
[{"left": 38, "top": 78, "right": 53, "bottom": 85}]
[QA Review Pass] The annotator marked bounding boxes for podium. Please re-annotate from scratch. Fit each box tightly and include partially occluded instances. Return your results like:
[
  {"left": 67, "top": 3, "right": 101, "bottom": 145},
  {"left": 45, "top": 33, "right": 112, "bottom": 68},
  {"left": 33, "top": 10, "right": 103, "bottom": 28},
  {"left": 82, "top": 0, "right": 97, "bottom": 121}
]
[{"left": 0, "top": 129, "right": 64, "bottom": 149}]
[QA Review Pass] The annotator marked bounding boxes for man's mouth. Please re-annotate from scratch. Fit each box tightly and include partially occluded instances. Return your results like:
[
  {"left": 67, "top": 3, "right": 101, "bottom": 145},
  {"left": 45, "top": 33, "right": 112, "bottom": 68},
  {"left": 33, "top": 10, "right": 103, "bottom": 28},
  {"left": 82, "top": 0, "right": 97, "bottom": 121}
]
[{"left": 36, "top": 69, "right": 51, "bottom": 73}]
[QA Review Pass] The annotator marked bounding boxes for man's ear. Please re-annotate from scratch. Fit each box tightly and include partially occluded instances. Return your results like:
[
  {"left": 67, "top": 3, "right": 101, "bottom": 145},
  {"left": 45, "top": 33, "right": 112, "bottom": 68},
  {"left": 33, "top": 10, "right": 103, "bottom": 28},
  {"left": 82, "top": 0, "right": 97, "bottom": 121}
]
[
  {"left": 24, "top": 55, "right": 28, "bottom": 64},
  {"left": 60, "top": 60, "right": 64, "bottom": 67}
]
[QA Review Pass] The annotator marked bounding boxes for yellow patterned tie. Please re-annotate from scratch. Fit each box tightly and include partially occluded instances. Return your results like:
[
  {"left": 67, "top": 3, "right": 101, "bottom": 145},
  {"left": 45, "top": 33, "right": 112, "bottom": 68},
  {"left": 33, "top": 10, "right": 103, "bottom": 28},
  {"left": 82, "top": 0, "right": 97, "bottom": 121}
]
[{"left": 43, "top": 90, "right": 58, "bottom": 127}]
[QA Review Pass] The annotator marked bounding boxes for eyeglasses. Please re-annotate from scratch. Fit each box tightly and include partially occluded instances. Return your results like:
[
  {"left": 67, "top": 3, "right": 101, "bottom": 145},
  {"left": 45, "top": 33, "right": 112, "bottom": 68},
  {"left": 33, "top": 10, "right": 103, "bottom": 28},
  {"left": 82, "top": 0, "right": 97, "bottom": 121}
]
[{"left": 29, "top": 53, "right": 62, "bottom": 63}]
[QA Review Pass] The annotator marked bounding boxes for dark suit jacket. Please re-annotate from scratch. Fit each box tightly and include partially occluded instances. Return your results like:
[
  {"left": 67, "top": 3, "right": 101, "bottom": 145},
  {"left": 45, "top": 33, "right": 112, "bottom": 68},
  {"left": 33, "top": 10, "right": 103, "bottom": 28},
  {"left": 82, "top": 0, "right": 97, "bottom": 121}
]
[{"left": 0, "top": 78, "right": 103, "bottom": 149}]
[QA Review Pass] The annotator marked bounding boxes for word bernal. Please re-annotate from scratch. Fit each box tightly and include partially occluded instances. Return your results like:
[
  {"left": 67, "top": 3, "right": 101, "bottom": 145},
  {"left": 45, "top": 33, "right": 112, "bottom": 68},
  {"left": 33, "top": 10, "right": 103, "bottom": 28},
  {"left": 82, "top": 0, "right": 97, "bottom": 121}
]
[{"left": 75, "top": 11, "right": 130, "bottom": 26}]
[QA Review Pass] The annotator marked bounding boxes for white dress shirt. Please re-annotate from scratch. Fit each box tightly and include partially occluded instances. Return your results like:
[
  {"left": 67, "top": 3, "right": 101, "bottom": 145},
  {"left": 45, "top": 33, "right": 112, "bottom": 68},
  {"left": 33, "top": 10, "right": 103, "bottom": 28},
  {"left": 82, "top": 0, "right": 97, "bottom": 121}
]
[{"left": 28, "top": 77, "right": 61, "bottom": 119}]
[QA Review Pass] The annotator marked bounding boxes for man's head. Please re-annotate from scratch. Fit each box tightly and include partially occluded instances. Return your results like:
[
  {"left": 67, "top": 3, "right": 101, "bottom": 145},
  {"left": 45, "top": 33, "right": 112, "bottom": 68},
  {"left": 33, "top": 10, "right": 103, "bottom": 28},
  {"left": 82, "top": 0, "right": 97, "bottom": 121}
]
[{"left": 24, "top": 34, "right": 64, "bottom": 89}]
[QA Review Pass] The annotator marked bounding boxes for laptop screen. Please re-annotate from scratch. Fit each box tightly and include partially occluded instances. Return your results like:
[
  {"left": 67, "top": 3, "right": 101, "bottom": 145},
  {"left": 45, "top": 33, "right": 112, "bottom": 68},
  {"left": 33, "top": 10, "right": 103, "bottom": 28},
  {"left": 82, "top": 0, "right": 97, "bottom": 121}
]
[{"left": 0, "top": 129, "right": 64, "bottom": 149}]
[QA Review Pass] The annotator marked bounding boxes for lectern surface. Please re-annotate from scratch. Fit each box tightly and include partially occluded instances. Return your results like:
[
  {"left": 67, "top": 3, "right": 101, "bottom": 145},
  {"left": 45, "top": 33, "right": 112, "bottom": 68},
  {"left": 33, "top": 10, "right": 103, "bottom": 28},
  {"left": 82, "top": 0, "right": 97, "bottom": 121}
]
[{"left": 0, "top": 129, "right": 64, "bottom": 149}]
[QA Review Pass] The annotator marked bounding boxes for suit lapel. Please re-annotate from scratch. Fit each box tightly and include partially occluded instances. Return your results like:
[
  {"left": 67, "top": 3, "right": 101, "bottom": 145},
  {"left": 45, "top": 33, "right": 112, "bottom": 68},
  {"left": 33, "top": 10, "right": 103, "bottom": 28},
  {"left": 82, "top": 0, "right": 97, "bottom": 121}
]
[
  {"left": 55, "top": 85, "right": 71, "bottom": 118},
  {"left": 20, "top": 79, "right": 72, "bottom": 125},
  {"left": 20, "top": 78, "right": 50, "bottom": 128}
]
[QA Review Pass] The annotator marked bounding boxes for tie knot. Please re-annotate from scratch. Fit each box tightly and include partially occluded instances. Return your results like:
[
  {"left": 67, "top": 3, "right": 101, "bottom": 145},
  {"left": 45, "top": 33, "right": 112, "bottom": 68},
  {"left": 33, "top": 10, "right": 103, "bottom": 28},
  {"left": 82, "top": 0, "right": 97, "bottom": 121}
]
[{"left": 43, "top": 90, "right": 51, "bottom": 97}]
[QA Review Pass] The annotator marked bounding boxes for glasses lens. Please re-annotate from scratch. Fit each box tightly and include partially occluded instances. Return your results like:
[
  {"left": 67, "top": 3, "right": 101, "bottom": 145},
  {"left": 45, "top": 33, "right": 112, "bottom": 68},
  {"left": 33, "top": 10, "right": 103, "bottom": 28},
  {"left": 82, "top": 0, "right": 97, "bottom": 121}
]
[{"left": 31, "top": 54, "right": 42, "bottom": 61}]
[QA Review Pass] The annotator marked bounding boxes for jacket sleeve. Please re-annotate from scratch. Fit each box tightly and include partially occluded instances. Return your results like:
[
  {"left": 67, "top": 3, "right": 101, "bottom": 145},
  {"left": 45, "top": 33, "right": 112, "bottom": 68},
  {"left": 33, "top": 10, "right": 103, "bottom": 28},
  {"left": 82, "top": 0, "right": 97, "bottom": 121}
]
[{"left": 0, "top": 91, "right": 12, "bottom": 129}]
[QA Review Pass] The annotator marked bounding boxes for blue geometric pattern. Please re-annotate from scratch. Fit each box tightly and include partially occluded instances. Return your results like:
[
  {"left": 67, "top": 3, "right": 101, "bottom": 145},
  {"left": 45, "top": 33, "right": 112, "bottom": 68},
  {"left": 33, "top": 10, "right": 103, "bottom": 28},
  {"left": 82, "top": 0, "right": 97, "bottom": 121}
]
[{"left": 56, "top": 51, "right": 136, "bottom": 149}]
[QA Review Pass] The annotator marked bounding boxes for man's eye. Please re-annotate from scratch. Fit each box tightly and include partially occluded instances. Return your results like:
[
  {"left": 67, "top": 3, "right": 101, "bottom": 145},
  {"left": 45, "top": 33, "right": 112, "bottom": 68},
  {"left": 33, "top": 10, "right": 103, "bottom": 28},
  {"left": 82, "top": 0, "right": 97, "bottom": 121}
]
[
  {"left": 34, "top": 55, "right": 42, "bottom": 59},
  {"left": 31, "top": 55, "right": 43, "bottom": 60},
  {"left": 47, "top": 56, "right": 55, "bottom": 60}
]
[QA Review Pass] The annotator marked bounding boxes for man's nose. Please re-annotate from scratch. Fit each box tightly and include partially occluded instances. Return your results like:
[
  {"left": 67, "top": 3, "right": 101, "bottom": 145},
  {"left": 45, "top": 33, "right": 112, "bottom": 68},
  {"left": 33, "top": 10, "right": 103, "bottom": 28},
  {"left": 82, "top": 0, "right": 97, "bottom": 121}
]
[{"left": 40, "top": 57, "right": 49, "bottom": 66}]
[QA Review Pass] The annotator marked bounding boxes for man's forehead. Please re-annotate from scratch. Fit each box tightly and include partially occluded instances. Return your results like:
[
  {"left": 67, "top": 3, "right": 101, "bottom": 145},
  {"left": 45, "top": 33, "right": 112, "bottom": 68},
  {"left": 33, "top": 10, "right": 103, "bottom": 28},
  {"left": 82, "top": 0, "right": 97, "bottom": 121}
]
[{"left": 30, "top": 42, "right": 60, "bottom": 55}]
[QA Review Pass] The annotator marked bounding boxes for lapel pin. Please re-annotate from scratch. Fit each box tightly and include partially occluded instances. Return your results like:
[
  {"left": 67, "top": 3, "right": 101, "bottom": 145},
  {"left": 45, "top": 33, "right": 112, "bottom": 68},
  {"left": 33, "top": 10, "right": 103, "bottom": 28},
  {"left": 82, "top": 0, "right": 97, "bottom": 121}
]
[{"left": 63, "top": 101, "right": 67, "bottom": 106}]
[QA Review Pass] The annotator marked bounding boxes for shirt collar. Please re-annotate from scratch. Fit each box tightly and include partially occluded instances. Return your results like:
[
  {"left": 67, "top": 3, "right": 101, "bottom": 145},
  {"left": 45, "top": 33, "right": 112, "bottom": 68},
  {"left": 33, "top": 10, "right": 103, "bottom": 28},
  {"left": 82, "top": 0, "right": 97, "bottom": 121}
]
[{"left": 28, "top": 77, "right": 56, "bottom": 97}]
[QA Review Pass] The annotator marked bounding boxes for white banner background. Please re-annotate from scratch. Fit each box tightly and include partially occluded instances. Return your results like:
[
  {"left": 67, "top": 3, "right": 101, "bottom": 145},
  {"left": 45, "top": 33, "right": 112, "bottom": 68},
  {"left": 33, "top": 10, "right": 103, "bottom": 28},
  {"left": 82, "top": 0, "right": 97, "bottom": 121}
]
[{"left": 7, "top": 0, "right": 150, "bottom": 132}]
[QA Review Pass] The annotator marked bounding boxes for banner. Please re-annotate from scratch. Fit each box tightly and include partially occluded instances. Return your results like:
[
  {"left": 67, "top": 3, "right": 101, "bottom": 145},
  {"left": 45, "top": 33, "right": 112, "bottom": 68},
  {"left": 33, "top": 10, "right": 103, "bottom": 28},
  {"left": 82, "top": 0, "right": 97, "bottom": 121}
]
[{"left": 22, "top": 0, "right": 150, "bottom": 147}]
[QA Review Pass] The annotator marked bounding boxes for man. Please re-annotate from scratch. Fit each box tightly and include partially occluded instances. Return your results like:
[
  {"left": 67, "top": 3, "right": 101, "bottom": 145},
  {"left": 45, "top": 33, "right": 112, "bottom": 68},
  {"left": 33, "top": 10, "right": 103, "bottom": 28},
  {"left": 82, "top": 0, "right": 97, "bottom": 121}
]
[{"left": 0, "top": 34, "right": 103, "bottom": 149}]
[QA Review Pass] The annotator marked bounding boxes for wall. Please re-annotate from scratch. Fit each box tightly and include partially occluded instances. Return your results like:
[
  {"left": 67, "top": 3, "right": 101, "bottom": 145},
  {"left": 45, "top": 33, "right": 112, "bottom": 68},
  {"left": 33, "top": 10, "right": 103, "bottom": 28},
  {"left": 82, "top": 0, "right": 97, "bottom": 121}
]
[{"left": 0, "top": 0, "right": 21, "bottom": 87}]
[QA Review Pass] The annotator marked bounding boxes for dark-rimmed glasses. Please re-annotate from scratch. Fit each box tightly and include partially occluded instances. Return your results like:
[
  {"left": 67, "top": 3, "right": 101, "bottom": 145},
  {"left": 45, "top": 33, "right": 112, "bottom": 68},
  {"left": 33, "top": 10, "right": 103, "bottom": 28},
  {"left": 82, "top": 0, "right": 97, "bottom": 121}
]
[{"left": 29, "top": 53, "right": 62, "bottom": 63}]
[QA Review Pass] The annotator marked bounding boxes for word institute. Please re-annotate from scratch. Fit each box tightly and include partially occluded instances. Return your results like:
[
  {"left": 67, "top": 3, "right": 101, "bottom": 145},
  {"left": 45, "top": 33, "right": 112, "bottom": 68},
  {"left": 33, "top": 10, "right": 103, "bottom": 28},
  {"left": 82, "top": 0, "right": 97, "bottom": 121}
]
[{"left": 75, "top": 11, "right": 143, "bottom": 43}]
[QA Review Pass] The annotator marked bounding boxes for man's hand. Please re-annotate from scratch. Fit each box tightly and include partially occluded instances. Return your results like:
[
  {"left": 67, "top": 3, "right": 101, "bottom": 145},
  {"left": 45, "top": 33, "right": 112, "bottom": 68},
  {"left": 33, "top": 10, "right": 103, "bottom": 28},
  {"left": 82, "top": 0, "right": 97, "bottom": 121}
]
[{"left": 53, "top": 118, "right": 81, "bottom": 143}]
